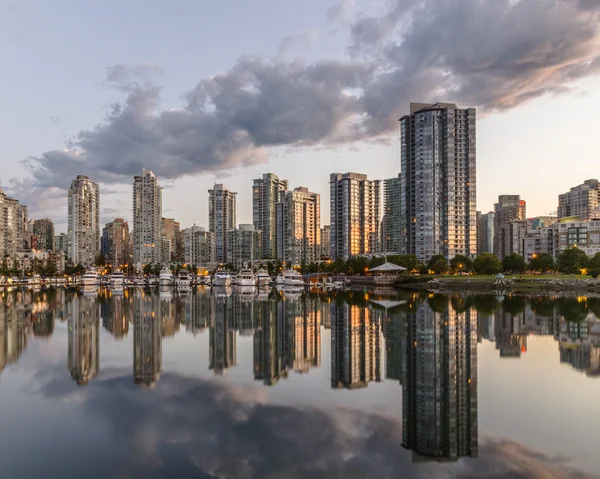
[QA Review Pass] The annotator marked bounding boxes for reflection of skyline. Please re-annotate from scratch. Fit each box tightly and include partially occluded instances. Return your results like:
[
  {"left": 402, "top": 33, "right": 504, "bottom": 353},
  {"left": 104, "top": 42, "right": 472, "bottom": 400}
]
[
  {"left": 133, "top": 292, "right": 162, "bottom": 387},
  {"left": 254, "top": 297, "right": 285, "bottom": 385},
  {"left": 68, "top": 295, "right": 100, "bottom": 385},
  {"left": 402, "top": 300, "right": 478, "bottom": 462},
  {"left": 210, "top": 294, "right": 236, "bottom": 375},
  {"left": 101, "top": 292, "right": 129, "bottom": 338},
  {"left": 559, "top": 318, "right": 600, "bottom": 377},
  {"left": 331, "top": 302, "right": 381, "bottom": 390}
]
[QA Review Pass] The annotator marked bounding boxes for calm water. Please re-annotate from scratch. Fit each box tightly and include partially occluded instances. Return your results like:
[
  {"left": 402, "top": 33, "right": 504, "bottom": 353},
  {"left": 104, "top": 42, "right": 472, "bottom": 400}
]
[{"left": 1, "top": 286, "right": 599, "bottom": 478}]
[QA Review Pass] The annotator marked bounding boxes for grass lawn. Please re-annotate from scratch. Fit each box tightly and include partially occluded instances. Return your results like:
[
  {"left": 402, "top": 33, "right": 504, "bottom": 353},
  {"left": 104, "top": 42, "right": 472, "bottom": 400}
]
[{"left": 429, "top": 274, "right": 592, "bottom": 281}]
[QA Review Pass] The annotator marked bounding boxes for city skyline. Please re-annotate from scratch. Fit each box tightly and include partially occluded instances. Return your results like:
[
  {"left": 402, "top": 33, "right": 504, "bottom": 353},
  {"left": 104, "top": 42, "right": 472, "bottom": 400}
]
[{"left": 1, "top": 1, "right": 599, "bottom": 232}]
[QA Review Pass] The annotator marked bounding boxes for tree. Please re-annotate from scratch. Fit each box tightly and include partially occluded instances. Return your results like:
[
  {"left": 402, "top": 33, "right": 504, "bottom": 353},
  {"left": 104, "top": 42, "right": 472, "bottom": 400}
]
[
  {"left": 142, "top": 264, "right": 153, "bottom": 275},
  {"left": 557, "top": 247, "right": 589, "bottom": 274},
  {"left": 502, "top": 253, "right": 526, "bottom": 273},
  {"left": 450, "top": 254, "right": 473, "bottom": 273},
  {"left": 427, "top": 255, "right": 449, "bottom": 274},
  {"left": 94, "top": 254, "right": 106, "bottom": 266},
  {"left": 529, "top": 253, "right": 555, "bottom": 273},
  {"left": 473, "top": 253, "right": 502, "bottom": 275},
  {"left": 152, "top": 264, "right": 162, "bottom": 275}
]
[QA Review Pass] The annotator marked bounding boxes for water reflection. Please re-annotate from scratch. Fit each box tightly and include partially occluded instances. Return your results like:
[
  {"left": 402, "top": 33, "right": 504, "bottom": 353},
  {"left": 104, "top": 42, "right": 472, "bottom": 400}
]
[
  {"left": 68, "top": 295, "right": 99, "bottom": 385},
  {"left": 133, "top": 292, "right": 162, "bottom": 387}
]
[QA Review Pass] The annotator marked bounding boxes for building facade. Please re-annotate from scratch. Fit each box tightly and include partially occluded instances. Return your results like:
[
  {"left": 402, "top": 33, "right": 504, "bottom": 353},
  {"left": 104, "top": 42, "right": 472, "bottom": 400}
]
[
  {"left": 68, "top": 175, "right": 100, "bottom": 266},
  {"left": 226, "top": 224, "right": 262, "bottom": 270},
  {"left": 276, "top": 187, "right": 320, "bottom": 265},
  {"left": 329, "top": 172, "right": 381, "bottom": 259},
  {"left": 554, "top": 218, "right": 600, "bottom": 257},
  {"left": 320, "top": 225, "right": 331, "bottom": 259},
  {"left": 55, "top": 233, "right": 68, "bottom": 255},
  {"left": 382, "top": 175, "right": 402, "bottom": 254},
  {"left": 161, "top": 218, "right": 182, "bottom": 263},
  {"left": 209, "top": 183, "right": 237, "bottom": 264},
  {"left": 0, "top": 188, "right": 23, "bottom": 258},
  {"left": 32, "top": 218, "right": 55, "bottom": 252},
  {"left": 399, "top": 103, "right": 477, "bottom": 263},
  {"left": 253, "top": 173, "right": 288, "bottom": 259},
  {"left": 182, "top": 225, "right": 216, "bottom": 270},
  {"left": 493, "top": 195, "right": 526, "bottom": 259},
  {"left": 133, "top": 169, "right": 162, "bottom": 268},
  {"left": 101, "top": 218, "right": 130, "bottom": 268},
  {"left": 476, "top": 211, "right": 495, "bottom": 255},
  {"left": 522, "top": 227, "right": 556, "bottom": 262},
  {"left": 558, "top": 179, "right": 600, "bottom": 221}
]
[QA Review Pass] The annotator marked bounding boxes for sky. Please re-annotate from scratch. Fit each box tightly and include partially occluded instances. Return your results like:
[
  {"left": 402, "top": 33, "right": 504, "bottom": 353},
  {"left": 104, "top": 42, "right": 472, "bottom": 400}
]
[{"left": 1, "top": 0, "right": 600, "bottom": 234}]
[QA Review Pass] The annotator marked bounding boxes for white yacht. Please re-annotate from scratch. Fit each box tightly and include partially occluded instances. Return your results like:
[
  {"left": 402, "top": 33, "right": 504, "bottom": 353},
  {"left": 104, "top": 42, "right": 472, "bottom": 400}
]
[
  {"left": 176, "top": 271, "right": 191, "bottom": 288},
  {"left": 276, "top": 274, "right": 285, "bottom": 286},
  {"left": 256, "top": 268, "right": 271, "bottom": 287},
  {"left": 283, "top": 269, "right": 304, "bottom": 287},
  {"left": 159, "top": 268, "right": 174, "bottom": 286},
  {"left": 28, "top": 274, "right": 42, "bottom": 286},
  {"left": 200, "top": 274, "right": 212, "bottom": 286},
  {"left": 237, "top": 269, "right": 256, "bottom": 287},
  {"left": 230, "top": 274, "right": 239, "bottom": 286},
  {"left": 213, "top": 271, "right": 231, "bottom": 287},
  {"left": 109, "top": 270, "right": 125, "bottom": 287},
  {"left": 81, "top": 269, "right": 101, "bottom": 287}
]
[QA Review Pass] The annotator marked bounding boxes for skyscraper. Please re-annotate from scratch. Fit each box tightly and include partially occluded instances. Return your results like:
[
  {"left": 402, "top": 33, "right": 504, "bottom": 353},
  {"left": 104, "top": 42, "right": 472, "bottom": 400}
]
[
  {"left": 382, "top": 175, "right": 402, "bottom": 254},
  {"left": 558, "top": 179, "right": 600, "bottom": 221},
  {"left": 133, "top": 169, "right": 162, "bottom": 268},
  {"left": 32, "top": 218, "right": 55, "bottom": 252},
  {"left": 209, "top": 183, "right": 237, "bottom": 264},
  {"left": 101, "top": 218, "right": 130, "bottom": 268},
  {"left": 493, "top": 195, "right": 526, "bottom": 259},
  {"left": 276, "top": 187, "right": 320, "bottom": 265},
  {"left": 68, "top": 175, "right": 100, "bottom": 266},
  {"left": 402, "top": 298, "right": 478, "bottom": 461},
  {"left": 55, "top": 233, "right": 68, "bottom": 255},
  {"left": 320, "top": 225, "right": 331, "bottom": 259},
  {"left": 476, "top": 211, "right": 495, "bottom": 255},
  {"left": 161, "top": 218, "right": 182, "bottom": 263},
  {"left": 329, "top": 173, "right": 381, "bottom": 260},
  {"left": 399, "top": 103, "right": 476, "bottom": 263},
  {"left": 0, "top": 188, "right": 22, "bottom": 258},
  {"left": 253, "top": 173, "right": 288, "bottom": 259}
]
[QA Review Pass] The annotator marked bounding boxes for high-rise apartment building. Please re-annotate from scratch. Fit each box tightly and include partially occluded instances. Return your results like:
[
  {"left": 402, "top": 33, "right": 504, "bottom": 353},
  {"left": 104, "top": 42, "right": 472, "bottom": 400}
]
[
  {"left": 209, "top": 183, "right": 237, "bottom": 264},
  {"left": 0, "top": 188, "right": 23, "bottom": 258},
  {"left": 329, "top": 173, "right": 381, "bottom": 259},
  {"left": 493, "top": 195, "right": 526, "bottom": 259},
  {"left": 55, "top": 233, "right": 68, "bottom": 255},
  {"left": 320, "top": 225, "right": 331, "bottom": 259},
  {"left": 276, "top": 187, "right": 320, "bottom": 265},
  {"left": 101, "top": 218, "right": 130, "bottom": 268},
  {"left": 399, "top": 103, "right": 477, "bottom": 263},
  {"left": 476, "top": 211, "right": 495, "bottom": 255},
  {"left": 161, "top": 218, "right": 182, "bottom": 263},
  {"left": 253, "top": 173, "right": 288, "bottom": 259},
  {"left": 382, "top": 175, "right": 402, "bottom": 254},
  {"left": 32, "top": 218, "right": 55, "bottom": 252},
  {"left": 68, "top": 175, "right": 100, "bottom": 266},
  {"left": 402, "top": 299, "right": 478, "bottom": 460},
  {"left": 331, "top": 302, "right": 381, "bottom": 389},
  {"left": 558, "top": 179, "right": 600, "bottom": 221},
  {"left": 226, "top": 224, "right": 261, "bottom": 270},
  {"left": 133, "top": 169, "right": 162, "bottom": 268},
  {"left": 182, "top": 225, "right": 216, "bottom": 269}
]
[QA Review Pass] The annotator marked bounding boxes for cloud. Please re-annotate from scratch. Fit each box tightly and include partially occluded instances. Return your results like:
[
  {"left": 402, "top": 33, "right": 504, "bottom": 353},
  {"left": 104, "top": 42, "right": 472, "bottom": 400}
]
[
  {"left": 327, "top": 0, "right": 355, "bottom": 23},
  {"left": 19, "top": 0, "right": 600, "bottom": 199},
  {"left": 27, "top": 370, "right": 598, "bottom": 478},
  {"left": 278, "top": 30, "right": 319, "bottom": 53}
]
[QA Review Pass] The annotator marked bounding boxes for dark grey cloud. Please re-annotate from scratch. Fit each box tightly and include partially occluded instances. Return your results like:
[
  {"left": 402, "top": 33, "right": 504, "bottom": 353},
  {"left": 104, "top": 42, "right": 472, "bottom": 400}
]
[
  {"left": 19, "top": 0, "right": 600, "bottom": 196},
  {"left": 26, "top": 369, "right": 598, "bottom": 479}
]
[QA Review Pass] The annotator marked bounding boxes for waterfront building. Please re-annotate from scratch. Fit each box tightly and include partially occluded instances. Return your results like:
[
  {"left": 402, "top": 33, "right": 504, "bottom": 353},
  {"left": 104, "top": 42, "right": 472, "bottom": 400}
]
[
  {"left": 209, "top": 183, "right": 237, "bottom": 264},
  {"left": 55, "top": 232, "right": 68, "bottom": 255},
  {"left": 329, "top": 172, "right": 381, "bottom": 259},
  {"left": 276, "top": 187, "right": 320, "bottom": 265},
  {"left": 382, "top": 175, "right": 402, "bottom": 254},
  {"left": 553, "top": 218, "right": 600, "bottom": 257},
  {"left": 7, "top": 250, "right": 65, "bottom": 274},
  {"left": 32, "top": 218, "right": 54, "bottom": 252},
  {"left": 68, "top": 295, "right": 100, "bottom": 385},
  {"left": 331, "top": 302, "right": 381, "bottom": 389},
  {"left": 182, "top": 225, "right": 216, "bottom": 270},
  {"left": 558, "top": 179, "right": 600, "bottom": 221},
  {"left": 226, "top": 224, "right": 261, "bottom": 270},
  {"left": 101, "top": 218, "right": 130, "bottom": 268},
  {"left": 476, "top": 211, "right": 495, "bottom": 255},
  {"left": 402, "top": 299, "right": 478, "bottom": 461},
  {"left": 68, "top": 175, "right": 100, "bottom": 266},
  {"left": 253, "top": 173, "right": 288, "bottom": 259},
  {"left": 493, "top": 195, "right": 526, "bottom": 259},
  {"left": 399, "top": 103, "right": 477, "bottom": 263},
  {"left": 320, "top": 225, "right": 331, "bottom": 259},
  {"left": 161, "top": 218, "right": 182, "bottom": 263},
  {"left": 0, "top": 188, "right": 22, "bottom": 258},
  {"left": 133, "top": 169, "right": 162, "bottom": 268}
]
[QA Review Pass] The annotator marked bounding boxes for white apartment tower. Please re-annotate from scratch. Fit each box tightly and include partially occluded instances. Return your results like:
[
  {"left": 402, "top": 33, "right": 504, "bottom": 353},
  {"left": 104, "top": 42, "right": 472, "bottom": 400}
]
[
  {"left": 276, "top": 187, "right": 321, "bottom": 265},
  {"left": 329, "top": 173, "right": 381, "bottom": 259},
  {"left": 68, "top": 175, "right": 100, "bottom": 266},
  {"left": 253, "top": 173, "right": 288, "bottom": 259},
  {"left": 209, "top": 183, "right": 237, "bottom": 264},
  {"left": 133, "top": 169, "right": 163, "bottom": 268}
]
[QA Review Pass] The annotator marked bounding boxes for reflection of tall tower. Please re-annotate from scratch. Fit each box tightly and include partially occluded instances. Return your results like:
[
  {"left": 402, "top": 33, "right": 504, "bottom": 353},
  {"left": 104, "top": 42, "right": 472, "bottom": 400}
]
[
  {"left": 184, "top": 290, "right": 213, "bottom": 335},
  {"left": 402, "top": 300, "right": 478, "bottom": 461},
  {"left": 101, "top": 293, "right": 129, "bottom": 338},
  {"left": 133, "top": 292, "right": 162, "bottom": 387},
  {"left": 494, "top": 309, "right": 527, "bottom": 357},
  {"left": 380, "top": 308, "right": 403, "bottom": 382},
  {"left": 287, "top": 295, "right": 321, "bottom": 373},
  {"left": 331, "top": 302, "right": 381, "bottom": 389},
  {"left": 253, "top": 297, "right": 287, "bottom": 385},
  {"left": 68, "top": 295, "right": 100, "bottom": 385},
  {"left": 210, "top": 294, "right": 236, "bottom": 375}
]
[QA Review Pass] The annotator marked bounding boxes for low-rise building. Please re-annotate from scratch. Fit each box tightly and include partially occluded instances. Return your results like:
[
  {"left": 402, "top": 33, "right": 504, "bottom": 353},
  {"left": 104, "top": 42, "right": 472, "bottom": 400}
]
[
  {"left": 553, "top": 218, "right": 600, "bottom": 257},
  {"left": 522, "top": 227, "right": 556, "bottom": 262}
]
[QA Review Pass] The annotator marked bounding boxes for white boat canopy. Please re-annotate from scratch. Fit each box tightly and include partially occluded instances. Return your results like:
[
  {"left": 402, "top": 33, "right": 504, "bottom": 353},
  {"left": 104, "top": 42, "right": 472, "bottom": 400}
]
[{"left": 368, "top": 262, "right": 407, "bottom": 272}]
